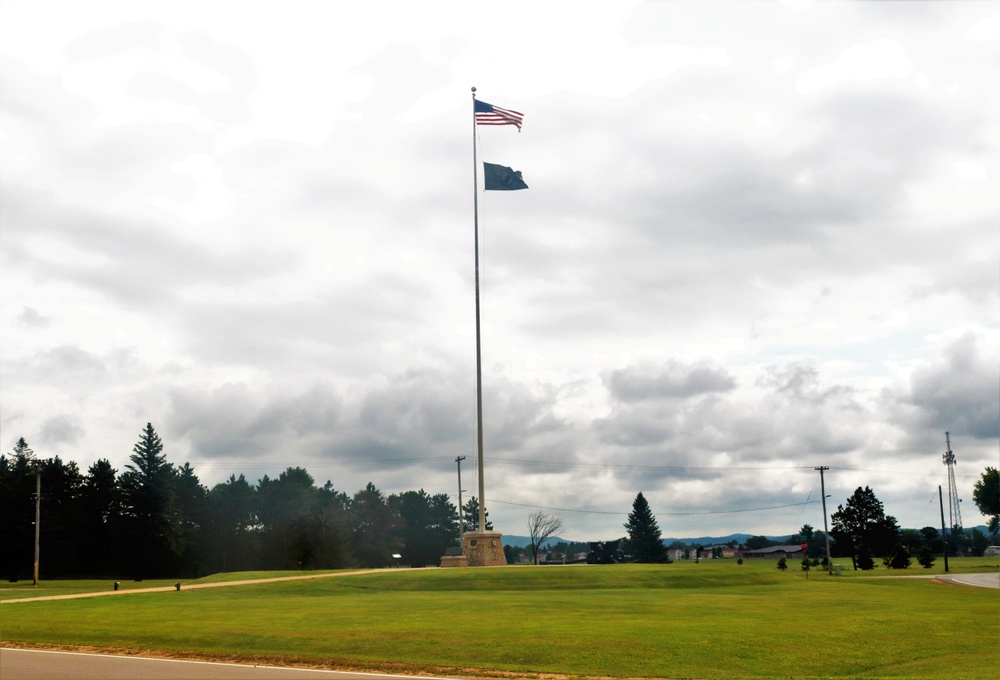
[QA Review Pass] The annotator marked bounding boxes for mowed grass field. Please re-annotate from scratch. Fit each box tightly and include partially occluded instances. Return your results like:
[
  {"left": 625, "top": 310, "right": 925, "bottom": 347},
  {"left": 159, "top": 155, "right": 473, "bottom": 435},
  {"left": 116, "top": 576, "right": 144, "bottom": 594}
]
[{"left": 2, "top": 559, "right": 998, "bottom": 679}]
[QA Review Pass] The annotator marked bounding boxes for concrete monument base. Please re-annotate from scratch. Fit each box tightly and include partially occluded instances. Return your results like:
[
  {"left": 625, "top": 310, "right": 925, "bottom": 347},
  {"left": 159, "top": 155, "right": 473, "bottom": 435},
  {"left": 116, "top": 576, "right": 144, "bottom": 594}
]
[
  {"left": 439, "top": 554, "right": 468, "bottom": 568},
  {"left": 461, "top": 530, "right": 507, "bottom": 566}
]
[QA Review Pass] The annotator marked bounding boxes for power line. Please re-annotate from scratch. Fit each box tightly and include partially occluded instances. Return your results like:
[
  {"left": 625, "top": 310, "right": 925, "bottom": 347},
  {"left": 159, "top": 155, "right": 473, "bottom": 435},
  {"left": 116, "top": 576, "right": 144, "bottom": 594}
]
[
  {"left": 491, "top": 457, "right": 815, "bottom": 472},
  {"left": 487, "top": 497, "right": 818, "bottom": 517}
]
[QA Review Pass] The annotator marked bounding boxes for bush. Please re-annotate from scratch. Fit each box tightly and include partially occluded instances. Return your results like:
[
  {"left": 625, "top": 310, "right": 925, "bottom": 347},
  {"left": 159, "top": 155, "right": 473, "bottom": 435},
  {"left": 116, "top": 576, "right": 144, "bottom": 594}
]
[
  {"left": 856, "top": 547, "right": 875, "bottom": 571},
  {"left": 917, "top": 546, "right": 936, "bottom": 569},
  {"left": 777, "top": 557, "right": 788, "bottom": 571},
  {"left": 884, "top": 544, "right": 911, "bottom": 569}
]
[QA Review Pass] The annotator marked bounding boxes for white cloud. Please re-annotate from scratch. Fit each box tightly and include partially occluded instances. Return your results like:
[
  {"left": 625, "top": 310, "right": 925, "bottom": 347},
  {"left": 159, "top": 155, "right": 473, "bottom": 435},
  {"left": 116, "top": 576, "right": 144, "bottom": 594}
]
[
  {"left": 967, "top": 11, "right": 1000, "bottom": 41},
  {"left": 796, "top": 39, "right": 913, "bottom": 93}
]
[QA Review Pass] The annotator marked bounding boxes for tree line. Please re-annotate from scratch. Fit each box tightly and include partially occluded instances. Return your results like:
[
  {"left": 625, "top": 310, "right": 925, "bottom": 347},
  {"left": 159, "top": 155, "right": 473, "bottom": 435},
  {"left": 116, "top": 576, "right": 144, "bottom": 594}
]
[
  {"left": 603, "top": 485, "right": 998, "bottom": 570},
  {"left": 0, "top": 425, "right": 494, "bottom": 580},
  {"left": 4, "top": 424, "right": 997, "bottom": 579}
]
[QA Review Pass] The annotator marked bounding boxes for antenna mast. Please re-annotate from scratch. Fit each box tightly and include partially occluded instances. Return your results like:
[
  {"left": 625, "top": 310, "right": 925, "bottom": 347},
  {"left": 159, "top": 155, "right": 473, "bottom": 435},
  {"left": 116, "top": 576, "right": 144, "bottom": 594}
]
[{"left": 942, "top": 431, "right": 962, "bottom": 531}]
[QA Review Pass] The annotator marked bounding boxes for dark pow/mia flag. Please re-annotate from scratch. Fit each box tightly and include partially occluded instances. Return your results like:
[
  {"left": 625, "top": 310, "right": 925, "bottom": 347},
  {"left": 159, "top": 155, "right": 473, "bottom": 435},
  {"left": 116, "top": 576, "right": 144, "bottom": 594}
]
[{"left": 483, "top": 162, "right": 528, "bottom": 191}]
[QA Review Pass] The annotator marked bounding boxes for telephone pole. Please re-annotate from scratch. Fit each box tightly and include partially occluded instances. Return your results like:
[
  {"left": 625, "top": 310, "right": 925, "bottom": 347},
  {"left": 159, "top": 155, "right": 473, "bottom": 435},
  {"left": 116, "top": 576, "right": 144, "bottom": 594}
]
[
  {"left": 815, "top": 466, "right": 833, "bottom": 575},
  {"left": 939, "top": 485, "right": 950, "bottom": 573},
  {"left": 455, "top": 456, "right": 466, "bottom": 541},
  {"left": 33, "top": 471, "right": 41, "bottom": 587}
]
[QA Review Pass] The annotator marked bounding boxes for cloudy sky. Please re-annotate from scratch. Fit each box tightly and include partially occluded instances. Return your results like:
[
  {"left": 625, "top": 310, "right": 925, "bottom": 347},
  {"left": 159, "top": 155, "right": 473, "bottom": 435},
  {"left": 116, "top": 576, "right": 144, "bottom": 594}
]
[{"left": 2, "top": 0, "right": 998, "bottom": 542}]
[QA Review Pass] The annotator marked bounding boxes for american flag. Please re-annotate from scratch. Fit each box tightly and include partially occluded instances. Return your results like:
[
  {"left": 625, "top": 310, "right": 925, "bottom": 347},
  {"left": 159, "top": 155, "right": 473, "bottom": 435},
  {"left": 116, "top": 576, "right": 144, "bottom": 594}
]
[{"left": 474, "top": 100, "right": 524, "bottom": 130}]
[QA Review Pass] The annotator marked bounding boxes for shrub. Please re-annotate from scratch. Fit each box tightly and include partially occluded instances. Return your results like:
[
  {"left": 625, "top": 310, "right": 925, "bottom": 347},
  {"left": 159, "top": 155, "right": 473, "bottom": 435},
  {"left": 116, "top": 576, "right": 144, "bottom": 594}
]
[{"left": 884, "top": 544, "right": 911, "bottom": 570}]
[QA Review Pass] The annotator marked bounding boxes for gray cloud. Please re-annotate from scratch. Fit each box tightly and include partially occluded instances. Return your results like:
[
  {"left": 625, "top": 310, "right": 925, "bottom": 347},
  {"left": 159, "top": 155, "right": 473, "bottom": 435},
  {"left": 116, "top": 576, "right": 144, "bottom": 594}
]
[
  {"left": 17, "top": 345, "right": 108, "bottom": 382},
  {"left": 17, "top": 306, "right": 50, "bottom": 328},
  {"left": 170, "top": 382, "right": 343, "bottom": 460},
  {"left": 2, "top": 187, "right": 299, "bottom": 309},
  {"left": 606, "top": 361, "right": 737, "bottom": 403},
  {"left": 40, "top": 414, "right": 84, "bottom": 447},
  {"left": 905, "top": 332, "right": 1000, "bottom": 440}
]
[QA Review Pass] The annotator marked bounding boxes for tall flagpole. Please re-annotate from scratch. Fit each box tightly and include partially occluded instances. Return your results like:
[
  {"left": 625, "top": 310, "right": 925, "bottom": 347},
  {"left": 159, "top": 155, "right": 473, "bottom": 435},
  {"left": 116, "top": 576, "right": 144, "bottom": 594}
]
[{"left": 471, "top": 86, "right": 486, "bottom": 534}]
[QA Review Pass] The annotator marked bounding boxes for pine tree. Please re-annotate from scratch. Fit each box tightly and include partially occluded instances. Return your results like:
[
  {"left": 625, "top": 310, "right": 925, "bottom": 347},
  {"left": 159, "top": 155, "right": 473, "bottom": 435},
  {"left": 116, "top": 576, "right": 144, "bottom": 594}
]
[
  {"left": 461, "top": 497, "right": 493, "bottom": 532},
  {"left": 624, "top": 492, "right": 667, "bottom": 563},
  {"left": 127, "top": 423, "right": 168, "bottom": 480},
  {"left": 118, "top": 423, "right": 180, "bottom": 577},
  {"left": 351, "top": 482, "right": 402, "bottom": 567}
]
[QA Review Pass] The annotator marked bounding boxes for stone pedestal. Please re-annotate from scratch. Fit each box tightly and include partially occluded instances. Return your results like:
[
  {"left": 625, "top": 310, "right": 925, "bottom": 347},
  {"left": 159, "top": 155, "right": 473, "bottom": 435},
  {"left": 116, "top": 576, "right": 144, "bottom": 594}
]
[
  {"left": 461, "top": 531, "right": 507, "bottom": 566},
  {"left": 439, "top": 554, "right": 469, "bottom": 568}
]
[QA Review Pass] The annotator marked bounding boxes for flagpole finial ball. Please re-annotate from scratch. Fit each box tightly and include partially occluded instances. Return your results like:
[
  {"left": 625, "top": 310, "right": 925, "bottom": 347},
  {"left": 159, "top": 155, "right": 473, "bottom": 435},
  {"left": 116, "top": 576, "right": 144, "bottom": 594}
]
[{"left": 471, "top": 86, "right": 477, "bottom": 92}]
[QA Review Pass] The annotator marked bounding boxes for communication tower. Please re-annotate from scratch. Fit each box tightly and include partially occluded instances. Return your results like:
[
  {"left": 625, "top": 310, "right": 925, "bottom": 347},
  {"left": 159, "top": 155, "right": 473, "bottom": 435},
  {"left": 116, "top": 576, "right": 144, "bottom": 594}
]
[{"left": 942, "top": 432, "right": 962, "bottom": 531}]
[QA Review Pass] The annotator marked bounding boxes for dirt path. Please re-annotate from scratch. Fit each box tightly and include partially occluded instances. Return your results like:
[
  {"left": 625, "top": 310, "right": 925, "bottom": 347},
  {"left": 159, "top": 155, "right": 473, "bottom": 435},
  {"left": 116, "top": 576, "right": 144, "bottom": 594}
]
[{"left": 0, "top": 569, "right": 386, "bottom": 604}]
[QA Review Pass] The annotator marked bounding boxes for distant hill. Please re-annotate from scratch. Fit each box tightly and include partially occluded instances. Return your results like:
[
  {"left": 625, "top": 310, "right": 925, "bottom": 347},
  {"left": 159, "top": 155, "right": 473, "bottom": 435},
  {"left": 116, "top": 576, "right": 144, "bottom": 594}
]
[
  {"left": 662, "top": 534, "right": 759, "bottom": 546},
  {"left": 502, "top": 526, "right": 993, "bottom": 549},
  {"left": 502, "top": 533, "right": 783, "bottom": 549},
  {"left": 503, "top": 535, "right": 571, "bottom": 548}
]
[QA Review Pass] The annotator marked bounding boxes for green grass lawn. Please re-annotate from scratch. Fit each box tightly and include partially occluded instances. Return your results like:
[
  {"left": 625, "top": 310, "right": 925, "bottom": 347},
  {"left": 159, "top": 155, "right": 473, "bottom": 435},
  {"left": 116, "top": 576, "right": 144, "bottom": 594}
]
[{"left": 3, "top": 559, "right": 998, "bottom": 679}]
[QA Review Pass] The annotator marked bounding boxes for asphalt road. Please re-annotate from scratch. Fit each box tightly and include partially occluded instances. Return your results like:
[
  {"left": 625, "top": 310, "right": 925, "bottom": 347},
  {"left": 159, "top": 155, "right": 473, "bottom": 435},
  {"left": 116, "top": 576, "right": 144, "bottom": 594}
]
[
  {"left": 936, "top": 571, "right": 1000, "bottom": 589},
  {"left": 0, "top": 649, "right": 457, "bottom": 680}
]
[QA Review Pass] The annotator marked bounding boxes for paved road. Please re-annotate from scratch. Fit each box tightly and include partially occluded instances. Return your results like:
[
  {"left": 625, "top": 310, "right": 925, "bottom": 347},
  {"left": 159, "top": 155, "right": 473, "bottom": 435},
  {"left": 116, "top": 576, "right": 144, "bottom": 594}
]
[
  {"left": 0, "top": 649, "right": 457, "bottom": 680},
  {"left": 937, "top": 571, "right": 1000, "bottom": 589}
]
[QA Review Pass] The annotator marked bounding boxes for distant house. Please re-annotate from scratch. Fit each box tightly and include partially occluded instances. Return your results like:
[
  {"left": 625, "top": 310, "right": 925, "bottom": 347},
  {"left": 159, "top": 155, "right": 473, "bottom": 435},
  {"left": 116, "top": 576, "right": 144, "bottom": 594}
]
[
  {"left": 740, "top": 545, "right": 806, "bottom": 559},
  {"left": 668, "top": 549, "right": 686, "bottom": 562},
  {"left": 699, "top": 545, "right": 739, "bottom": 559}
]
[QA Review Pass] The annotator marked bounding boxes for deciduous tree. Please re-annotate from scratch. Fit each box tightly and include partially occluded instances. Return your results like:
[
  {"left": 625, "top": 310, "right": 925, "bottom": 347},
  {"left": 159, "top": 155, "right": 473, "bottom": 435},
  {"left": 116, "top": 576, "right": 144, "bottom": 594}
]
[
  {"left": 527, "top": 511, "right": 565, "bottom": 565},
  {"left": 972, "top": 467, "right": 999, "bottom": 539},
  {"left": 745, "top": 535, "right": 775, "bottom": 550},
  {"left": 830, "top": 486, "right": 900, "bottom": 570},
  {"left": 257, "top": 467, "right": 322, "bottom": 569}
]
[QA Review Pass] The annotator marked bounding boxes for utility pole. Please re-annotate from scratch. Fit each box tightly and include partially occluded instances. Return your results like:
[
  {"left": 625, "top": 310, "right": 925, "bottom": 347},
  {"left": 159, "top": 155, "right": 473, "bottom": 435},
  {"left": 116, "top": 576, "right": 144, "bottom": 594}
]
[
  {"left": 33, "top": 471, "right": 41, "bottom": 587},
  {"left": 455, "top": 456, "right": 466, "bottom": 542},
  {"left": 815, "top": 466, "right": 833, "bottom": 575},
  {"left": 939, "top": 485, "right": 949, "bottom": 573}
]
